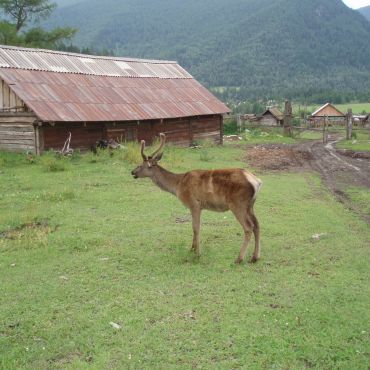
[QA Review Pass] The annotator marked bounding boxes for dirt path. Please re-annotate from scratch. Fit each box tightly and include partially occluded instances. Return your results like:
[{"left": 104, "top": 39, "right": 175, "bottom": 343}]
[{"left": 245, "top": 138, "right": 370, "bottom": 222}]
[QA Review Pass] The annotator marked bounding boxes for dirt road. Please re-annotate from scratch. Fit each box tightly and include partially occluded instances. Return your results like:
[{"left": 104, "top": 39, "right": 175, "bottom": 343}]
[{"left": 245, "top": 138, "right": 370, "bottom": 222}]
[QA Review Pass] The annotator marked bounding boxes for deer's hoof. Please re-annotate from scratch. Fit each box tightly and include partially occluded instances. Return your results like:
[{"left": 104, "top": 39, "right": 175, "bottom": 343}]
[
  {"left": 250, "top": 256, "right": 259, "bottom": 263},
  {"left": 234, "top": 257, "right": 243, "bottom": 264}
]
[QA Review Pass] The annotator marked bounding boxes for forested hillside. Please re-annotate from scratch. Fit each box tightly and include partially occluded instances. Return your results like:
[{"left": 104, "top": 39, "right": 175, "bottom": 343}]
[
  {"left": 46, "top": 0, "right": 370, "bottom": 101},
  {"left": 359, "top": 5, "right": 370, "bottom": 21}
]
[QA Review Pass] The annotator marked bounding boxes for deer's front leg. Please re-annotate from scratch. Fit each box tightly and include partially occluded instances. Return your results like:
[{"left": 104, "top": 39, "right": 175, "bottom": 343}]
[{"left": 191, "top": 207, "right": 201, "bottom": 256}]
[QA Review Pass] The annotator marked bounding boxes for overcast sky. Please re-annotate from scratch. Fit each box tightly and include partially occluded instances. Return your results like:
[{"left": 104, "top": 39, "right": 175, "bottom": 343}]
[{"left": 342, "top": 0, "right": 370, "bottom": 9}]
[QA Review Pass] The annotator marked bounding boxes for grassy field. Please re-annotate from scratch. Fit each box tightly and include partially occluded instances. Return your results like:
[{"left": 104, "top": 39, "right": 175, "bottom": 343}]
[
  {"left": 1, "top": 144, "right": 369, "bottom": 369},
  {"left": 225, "top": 124, "right": 323, "bottom": 145},
  {"left": 294, "top": 103, "right": 370, "bottom": 115},
  {"left": 335, "top": 131, "right": 370, "bottom": 152}
]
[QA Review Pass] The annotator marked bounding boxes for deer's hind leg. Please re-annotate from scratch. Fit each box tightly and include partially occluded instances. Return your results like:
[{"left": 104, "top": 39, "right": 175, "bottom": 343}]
[
  {"left": 190, "top": 206, "right": 202, "bottom": 257},
  {"left": 231, "top": 206, "right": 253, "bottom": 264},
  {"left": 250, "top": 212, "right": 260, "bottom": 263}
]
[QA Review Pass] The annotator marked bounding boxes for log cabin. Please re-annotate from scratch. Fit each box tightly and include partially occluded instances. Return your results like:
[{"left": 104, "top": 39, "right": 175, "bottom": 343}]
[
  {"left": 258, "top": 107, "right": 284, "bottom": 126},
  {"left": 0, "top": 45, "right": 230, "bottom": 154}
]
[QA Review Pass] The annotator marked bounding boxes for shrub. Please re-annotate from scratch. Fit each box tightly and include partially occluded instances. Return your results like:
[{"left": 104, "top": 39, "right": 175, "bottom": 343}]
[{"left": 223, "top": 119, "right": 238, "bottom": 135}]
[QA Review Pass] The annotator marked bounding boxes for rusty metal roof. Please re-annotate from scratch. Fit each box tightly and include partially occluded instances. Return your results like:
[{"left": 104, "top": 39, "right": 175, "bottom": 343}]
[{"left": 0, "top": 45, "right": 229, "bottom": 122}]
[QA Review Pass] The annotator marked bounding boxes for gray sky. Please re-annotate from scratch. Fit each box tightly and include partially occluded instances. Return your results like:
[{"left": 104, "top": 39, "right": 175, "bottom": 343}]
[{"left": 342, "top": 0, "right": 370, "bottom": 9}]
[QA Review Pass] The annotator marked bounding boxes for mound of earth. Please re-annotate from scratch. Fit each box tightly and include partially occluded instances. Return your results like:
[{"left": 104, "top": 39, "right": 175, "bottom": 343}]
[{"left": 245, "top": 144, "right": 313, "bottom": 171}]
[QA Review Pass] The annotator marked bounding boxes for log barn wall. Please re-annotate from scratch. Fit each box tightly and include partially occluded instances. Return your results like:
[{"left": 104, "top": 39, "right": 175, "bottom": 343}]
[
  {"left": 0, "top": 79, "right": 26, "bottom": 111},
  {"left": 40, "top": 115, "right": 223, "bottom": 152},
  {"left": 0, "top": 114, "right": 36, "bottom": 152}
]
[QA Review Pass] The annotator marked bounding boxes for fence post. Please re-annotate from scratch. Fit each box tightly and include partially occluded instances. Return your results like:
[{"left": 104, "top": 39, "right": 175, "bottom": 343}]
[
  {"left": 237, "top": 114, "right": 242, "bottom": 133},
  {"left": 346, "top": 108, "right": 353, "bottom": 140},
  {"left": 323, "top": 116, "right": 327, "bottom": 143},
  {"left": 284, "top": 100, "right": 292, "bottom": 137}
]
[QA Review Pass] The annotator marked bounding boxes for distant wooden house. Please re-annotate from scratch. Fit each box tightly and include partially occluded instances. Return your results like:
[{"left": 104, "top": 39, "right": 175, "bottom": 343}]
[
  {"left": 258, "top": 107, "right": 284, "bottom": 126},
  {"left": 309, "top": 103, "right": 345, "bottom": 126}
]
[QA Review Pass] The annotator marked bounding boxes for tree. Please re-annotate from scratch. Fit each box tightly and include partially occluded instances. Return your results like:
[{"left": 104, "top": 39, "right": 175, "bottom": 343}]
[
  {"left": 0, "top": 0, "right": 56, "bottom": 31},
  {"left": 0, "top": 0, "right": 76, "bottom": 49}
]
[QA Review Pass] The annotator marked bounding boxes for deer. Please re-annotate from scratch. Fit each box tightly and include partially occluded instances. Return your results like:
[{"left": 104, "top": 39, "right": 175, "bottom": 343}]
[{"left": 131, "top": 133, "right": 262, "bottom": 264}]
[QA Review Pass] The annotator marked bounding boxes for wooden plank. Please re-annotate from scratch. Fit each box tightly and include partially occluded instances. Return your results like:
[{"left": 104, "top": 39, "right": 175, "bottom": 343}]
[
  {"left": 9, "top": 90, "right": 16, "bottom": 108},
  {"left": 0, "top": 143, "right": 34, "bottom": 150},
  {"left": 3, "top": 84, "right": 10, "bottom": 108},
  {"left": 0, "top": 80, "right": 3, "bottom": 110},
  {"left": 0, "top": 125, "right": 34, "bottom": 131},
  {"left": 0, "top": 131, "right": 34, "bottom": 136},
  {"left": 0, "top": 116, "right": 37, "bottom": 123},
  {"left": 0, "top": 138, "right": 35, "bottom": 144},
  {"left": 0, "top": 135, "right": 35, "bottom": 143}
]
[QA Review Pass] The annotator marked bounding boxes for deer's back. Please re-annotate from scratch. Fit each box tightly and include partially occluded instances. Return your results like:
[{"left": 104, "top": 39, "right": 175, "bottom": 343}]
[{"left": 177, "top": 169, "right": 261, "bottom": 211}]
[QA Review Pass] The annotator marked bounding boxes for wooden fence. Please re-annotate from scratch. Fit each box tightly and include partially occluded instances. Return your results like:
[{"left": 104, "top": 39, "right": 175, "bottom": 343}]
[{"left": 224, "top": 104, "right": 369, "bottom": 144}]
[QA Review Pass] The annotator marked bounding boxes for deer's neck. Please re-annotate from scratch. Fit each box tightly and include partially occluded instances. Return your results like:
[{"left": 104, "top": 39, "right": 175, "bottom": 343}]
[{"left": 151, "top": 166, "right": 183, "bottom": 196}]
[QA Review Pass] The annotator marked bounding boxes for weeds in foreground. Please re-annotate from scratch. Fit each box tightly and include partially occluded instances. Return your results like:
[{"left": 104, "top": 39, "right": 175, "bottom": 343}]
[{"left": 118, "top": 141, "right": 142, "bottom": 165}]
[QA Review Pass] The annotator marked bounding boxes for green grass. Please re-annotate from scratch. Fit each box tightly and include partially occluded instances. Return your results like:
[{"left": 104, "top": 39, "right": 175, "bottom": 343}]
[
  {"left": 336, "top": 131, "right": 370, "bottom": 152},
  {"left": 335, "top": 103, "right": 370, "bottom": 115},
  {"left": 224, "top": 123, "right": 324, "bottom": 145},
  {"left": 345, "top": 187, "right": 370, "bottom": 216},
  {"left": 243, "top": 128, "right": 296, "bottom": 145},
  {"left": 293, "top": 130, "right": 323, "bottom": 141},
  {"left": 1, "top": 146, "right": 369, "bottom": 369},
  {"left": 294, "top": 103, "right": 370, "bottom": 115}
]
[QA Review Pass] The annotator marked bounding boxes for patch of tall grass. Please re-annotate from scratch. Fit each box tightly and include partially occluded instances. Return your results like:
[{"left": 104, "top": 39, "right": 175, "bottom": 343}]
[
  {"left": 118, "top": 141, "right": 142, "bottom": 164},
  {"left": 39, "top": 152, "right": 69, "bottom": 172}
]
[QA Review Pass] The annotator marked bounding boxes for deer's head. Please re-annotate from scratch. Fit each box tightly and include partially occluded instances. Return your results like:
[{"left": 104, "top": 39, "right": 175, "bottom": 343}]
[{"left": 131, "top": 133, "right": 166, "bottom": 179}]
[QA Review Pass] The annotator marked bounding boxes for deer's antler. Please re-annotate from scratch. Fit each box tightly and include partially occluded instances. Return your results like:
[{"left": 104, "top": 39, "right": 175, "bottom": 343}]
[
  {"left": 150, "top": 133, "right": 166, "bottom": 159},
  {"left": 141, "top": 140, "right": 148, "bottom": 160}
]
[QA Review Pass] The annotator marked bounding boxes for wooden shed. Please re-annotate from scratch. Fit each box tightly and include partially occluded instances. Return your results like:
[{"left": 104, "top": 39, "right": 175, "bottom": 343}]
[
  {"left": 258, "top": 107, "right": 284, "bottom": 126},
  {"left": 0, "top": 45, "right": 230, "bottom": 154},
  {"left": 309, "top": 103, "right": 345, "bottom": 126}
]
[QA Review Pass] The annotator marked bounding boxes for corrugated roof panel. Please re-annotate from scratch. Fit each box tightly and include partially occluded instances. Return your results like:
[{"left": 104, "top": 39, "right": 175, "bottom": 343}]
[
  {"left": 0, "top": 45, "right": 190, "bottom": 79},
  {"left": 0, "top": 50, "right": 230, "bottom": 122}
]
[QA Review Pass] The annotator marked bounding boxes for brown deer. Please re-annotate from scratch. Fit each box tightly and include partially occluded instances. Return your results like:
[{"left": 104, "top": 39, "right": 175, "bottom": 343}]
[{"left": 131, "top": 133, "right": 262, "bottom": 263}]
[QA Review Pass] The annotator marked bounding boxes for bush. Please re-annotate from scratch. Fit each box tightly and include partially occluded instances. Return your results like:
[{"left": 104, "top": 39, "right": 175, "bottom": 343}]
[{"left": 223, "top": 119, "right": 238, "bottom": 135}]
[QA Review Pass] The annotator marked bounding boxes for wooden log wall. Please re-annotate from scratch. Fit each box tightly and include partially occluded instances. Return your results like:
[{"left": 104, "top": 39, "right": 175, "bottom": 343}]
[
  {"left": 0, "top": 114, "right": 36, "bottom": 152},
  {"left": 192, "top": 116, "right": 222, "bottom": 144},
  {"left": 37, "top": 114, "right": 223, "bottom": 153},
  {"left": 43, "top": 123, "right": 104, "bottom": 151},
  {"left": 260, "top": 114, "right": 279, "bottom": 126},
  {"left": 0, "top": 79, "right": 26, "bottom": 112}
]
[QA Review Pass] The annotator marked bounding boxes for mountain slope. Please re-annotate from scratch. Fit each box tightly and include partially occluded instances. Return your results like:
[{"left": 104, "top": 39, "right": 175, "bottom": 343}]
[
  {"left": 46, "top": 0, "right": 370, "bottom": 100},
  {"left": 358, "top": 5, "right": 370, "bottom": 21}
]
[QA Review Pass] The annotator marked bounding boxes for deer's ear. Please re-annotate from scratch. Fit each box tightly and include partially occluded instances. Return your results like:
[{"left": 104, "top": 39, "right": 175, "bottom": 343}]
[{"left": 155, "top": 152, "right": 163, "bottom": 162}]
